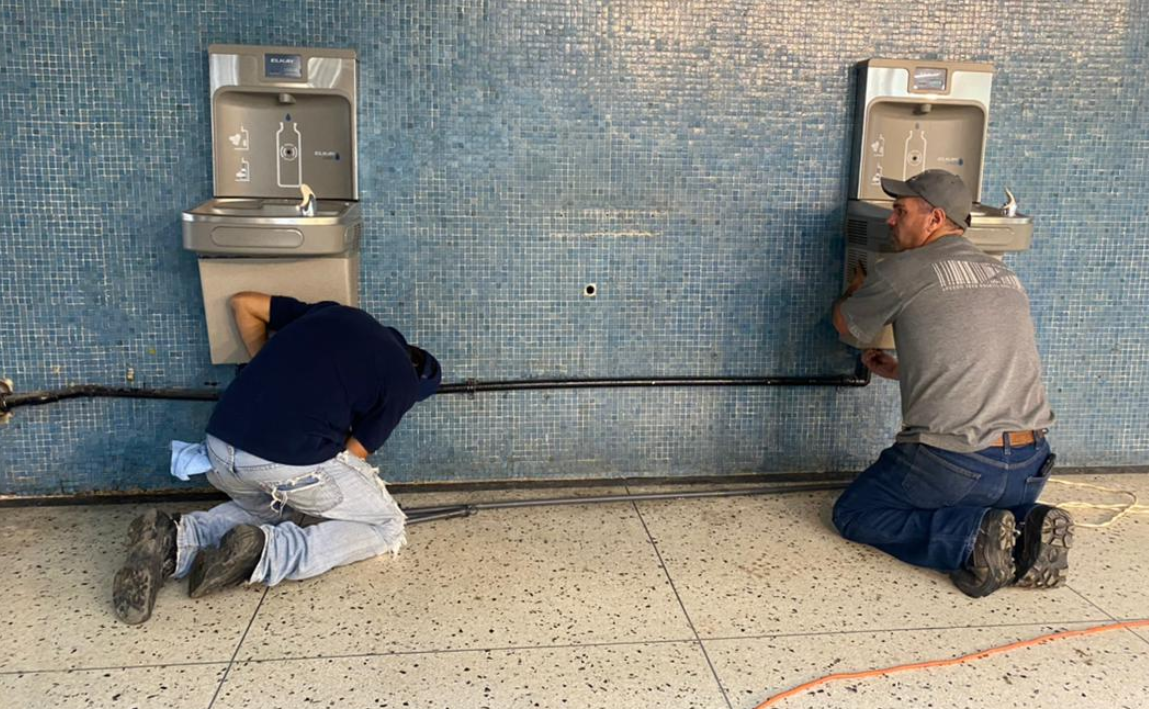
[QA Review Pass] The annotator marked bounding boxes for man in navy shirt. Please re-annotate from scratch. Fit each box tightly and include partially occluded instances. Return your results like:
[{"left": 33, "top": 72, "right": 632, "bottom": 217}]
[{"left": 113, "top": 293, "right": 441, "bottom": 624}]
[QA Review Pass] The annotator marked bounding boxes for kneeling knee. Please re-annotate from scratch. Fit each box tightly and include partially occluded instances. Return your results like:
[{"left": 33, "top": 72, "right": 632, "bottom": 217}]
[{"left": 832, "top": 496, "right": 857, "bottom": 538}]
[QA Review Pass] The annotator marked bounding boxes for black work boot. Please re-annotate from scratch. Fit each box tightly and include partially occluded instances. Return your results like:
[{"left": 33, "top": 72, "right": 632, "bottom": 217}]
[
  {"left": 113, "top": 509, "right": 178, "bottom": 624},
  {"left": 188, "top": 525, "right": 265, "bottom": 599},
  {"left": 950, "top": 509, "right": 1016, "bottom": 598},
  {"left": 1015, "top": 505, "right": 1074, "bottom": 589}
]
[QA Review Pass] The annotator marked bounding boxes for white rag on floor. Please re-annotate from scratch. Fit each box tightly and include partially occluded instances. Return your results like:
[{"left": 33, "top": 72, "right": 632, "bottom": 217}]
[{"left": 170, "top": 440, "right": 212, "bottom": 481}]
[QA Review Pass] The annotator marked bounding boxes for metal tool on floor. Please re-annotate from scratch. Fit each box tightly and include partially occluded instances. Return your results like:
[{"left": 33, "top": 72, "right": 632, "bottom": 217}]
[
  {"left": 397, "top": 473, "right": 1148, "bottom": 529},
  {"left": 400, "top": 481, "right": 852, "bottom": 525}
]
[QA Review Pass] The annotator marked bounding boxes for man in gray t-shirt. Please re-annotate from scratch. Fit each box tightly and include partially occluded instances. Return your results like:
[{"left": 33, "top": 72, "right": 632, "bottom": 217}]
[{"left": 831, "top": 169, "right": 1073, "bottom": 598}]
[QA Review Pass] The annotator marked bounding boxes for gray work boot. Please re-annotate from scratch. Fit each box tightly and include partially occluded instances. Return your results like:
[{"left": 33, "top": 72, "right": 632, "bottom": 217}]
[
  {"left": 1015, "top": 505, "right": 1074, "bottom": 589},
  {"left": 951, "top": 509, "right": 1016, "bottom": 598},
  {"left": 188, "top": 525, "right": 265, "bottom": 598},
  {"left": 113, "top": 509, "right": 178, "bottom": 624}
]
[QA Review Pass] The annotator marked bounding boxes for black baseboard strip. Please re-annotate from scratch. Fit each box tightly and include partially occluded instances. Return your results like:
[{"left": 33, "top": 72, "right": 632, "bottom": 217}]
[{"left": 0, "top": 466, "right": 1144, "bottom": 509}]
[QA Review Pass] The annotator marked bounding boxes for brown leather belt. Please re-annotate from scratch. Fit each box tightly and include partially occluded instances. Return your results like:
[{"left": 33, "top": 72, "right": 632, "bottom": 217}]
[{"left": 988, "top": 430, "right": 1044, "bottom": 447}]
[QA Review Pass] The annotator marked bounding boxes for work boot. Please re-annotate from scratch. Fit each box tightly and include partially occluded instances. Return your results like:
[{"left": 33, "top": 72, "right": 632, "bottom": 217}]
[
  {"left": 951, "top": 509, "right": 1016, "bottom": 598},
  {"left": 188, "top": 525, "right": 265, "bottom": 598},
  {"left": 1015, "top": 505, "right": 1074, "bottom": 589},
  {"left": 112, "top": 509, "right": 178, "bottom": 624}
]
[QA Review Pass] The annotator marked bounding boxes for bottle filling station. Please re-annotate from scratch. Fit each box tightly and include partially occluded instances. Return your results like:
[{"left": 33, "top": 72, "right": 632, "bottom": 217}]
[
  {"left": 842, "top": 58, "right": 1035, "bottom": 349},
  {"left": 183, "top": 44, "right": 362, "bottom": 364}
]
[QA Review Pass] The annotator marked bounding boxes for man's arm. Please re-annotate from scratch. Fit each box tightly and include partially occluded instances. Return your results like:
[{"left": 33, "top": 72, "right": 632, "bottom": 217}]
[
  {"left": 833, "top": 268, "right": 900, "bottom": 379},
  {"left": 832, "top": 266, "right": 866, "bottom": 337},
  {"left": 832, "top": 301, "right": 851, "bottom": 337},
  {"left": 229, "top": 292, "right": 272, "bottom": 358}
]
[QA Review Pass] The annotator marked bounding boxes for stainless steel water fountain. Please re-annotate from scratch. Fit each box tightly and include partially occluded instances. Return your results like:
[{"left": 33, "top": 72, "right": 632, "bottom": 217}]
[
  {"left": 183, "top": 45, "right": 361, "bottom": 363},
  {"left": 842, "top": 59, "right": 1035, "bottom": 349}
]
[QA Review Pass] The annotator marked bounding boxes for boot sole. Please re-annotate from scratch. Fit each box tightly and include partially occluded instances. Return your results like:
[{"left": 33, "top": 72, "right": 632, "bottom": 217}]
[
  {"left": 984, "top": 512, "right": 1017, "bottom": 588},
  {"left": 188, "top": 526, "right": 264, "bottom": 599},
  {"left": 113, "top": 552, "right": 163, "bottom": 624},
  {"left": 951, "top": 510, "right": 1016, "bottom": 598},
  {"left": 1016, "top": 509, "right": 1073, "bottom": 589},
  {"left": 112, "top": 510, "right": 175, "bottom": 624},
  {"left": 127, "top": 509, "right": 178, "bottom": 576}
]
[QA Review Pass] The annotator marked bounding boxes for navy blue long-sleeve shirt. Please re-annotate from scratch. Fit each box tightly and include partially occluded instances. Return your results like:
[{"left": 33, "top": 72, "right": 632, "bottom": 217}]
[{"left": 206, "top": 296, "right": 420, "bottom": 464}]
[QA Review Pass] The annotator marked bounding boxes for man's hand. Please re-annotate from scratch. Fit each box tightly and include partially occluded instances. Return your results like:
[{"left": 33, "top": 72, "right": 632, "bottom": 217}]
[
  {"left": 862, "top": 348, "right": 900, "bottom": 380},
  {"left": 230, "top": 292, "right": 272, "bottom": 358},
  {"left": 844, "top": 263, "right": 866, "bottom": 297}
]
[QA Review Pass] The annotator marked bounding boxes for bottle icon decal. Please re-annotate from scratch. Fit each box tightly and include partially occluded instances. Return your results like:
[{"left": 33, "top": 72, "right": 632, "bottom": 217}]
[
  {"left": 228, "top": 127, "right": 249, "bottom": 151},
  {"left": 904, "top": 123, "right": 927, "bottom": 179},
  {"left": 277, "top": 116, "right": 302, "bottom": 188},
  {"left": 870, "top": 162, "right": 884, "bottom": 186},
  {"left": 870, "top": 134, "right": 885, "bottom": 157}
]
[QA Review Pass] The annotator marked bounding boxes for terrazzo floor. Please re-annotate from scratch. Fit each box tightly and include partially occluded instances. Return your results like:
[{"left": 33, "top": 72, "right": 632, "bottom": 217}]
[{"left": 2, "top": 472, "right": 1147, "bottom": 709}]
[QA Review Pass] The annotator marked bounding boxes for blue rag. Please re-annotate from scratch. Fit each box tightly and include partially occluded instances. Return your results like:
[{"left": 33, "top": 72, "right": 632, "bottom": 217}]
[{"left": 170, "top": 440, "right": 212, "bottom": 481}]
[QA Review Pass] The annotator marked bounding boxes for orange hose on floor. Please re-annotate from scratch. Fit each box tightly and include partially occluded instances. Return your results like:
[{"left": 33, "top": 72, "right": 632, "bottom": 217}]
[{"left": 754, "top": 619, "right": 1149, "bottom": 708}]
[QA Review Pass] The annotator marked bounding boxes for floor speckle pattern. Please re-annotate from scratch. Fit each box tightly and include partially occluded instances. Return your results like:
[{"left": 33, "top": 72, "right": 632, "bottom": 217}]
[{"left": 2, "top": 474, "right": 1147, "bottom": 708}]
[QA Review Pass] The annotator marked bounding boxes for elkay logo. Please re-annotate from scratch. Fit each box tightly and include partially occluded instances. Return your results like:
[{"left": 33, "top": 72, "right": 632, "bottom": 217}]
[{"left": 265, "top": 54, "right": 302, "bottom": 78}]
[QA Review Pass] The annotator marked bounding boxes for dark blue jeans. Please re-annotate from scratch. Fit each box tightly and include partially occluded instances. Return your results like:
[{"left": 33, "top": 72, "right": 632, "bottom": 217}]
[{"left": 832, "top": 439, "right": 1054, "bottom": 572}]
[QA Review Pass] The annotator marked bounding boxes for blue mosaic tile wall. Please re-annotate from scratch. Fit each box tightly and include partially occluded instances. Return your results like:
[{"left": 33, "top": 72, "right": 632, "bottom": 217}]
[{"left": 1, "top": 1, "right": 1146, "bottom": 495}]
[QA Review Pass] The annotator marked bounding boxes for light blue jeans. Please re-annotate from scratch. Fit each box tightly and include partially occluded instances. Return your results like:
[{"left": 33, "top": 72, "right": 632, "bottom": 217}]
[{"left": 173, "top": 435, "right": 407, "bottom": 587}]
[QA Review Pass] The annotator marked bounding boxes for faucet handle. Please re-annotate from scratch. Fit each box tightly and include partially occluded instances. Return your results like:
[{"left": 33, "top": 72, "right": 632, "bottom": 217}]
[
  {"left": 1001, "top": 188, "right": 1018, "bottom": 217},
  {"left": 298, "top": 183, "right": 317, "bottom": 217}
]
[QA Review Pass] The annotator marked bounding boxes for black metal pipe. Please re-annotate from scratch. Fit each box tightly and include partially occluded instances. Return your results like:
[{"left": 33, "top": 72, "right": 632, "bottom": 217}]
[
  {"left": 405, "top": 507, "right": 477, "bottom": 524},
  {"left": 0, "top": 385, "right": 222, "bottom": 411},
  {"left": 403, "top": 481, "right": 850, "bottom": 525},
  {"left": 0, "top": 358, "right": 868, "bottom": 414},
  {"left": 436, "top": 372, "right": 869, "bottom": 395}
]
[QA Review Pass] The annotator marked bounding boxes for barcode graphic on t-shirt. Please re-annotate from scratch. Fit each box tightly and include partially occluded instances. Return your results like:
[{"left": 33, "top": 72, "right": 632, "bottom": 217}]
[{"left": 932, "top": 260, "right": 1024, "bottom": 291}]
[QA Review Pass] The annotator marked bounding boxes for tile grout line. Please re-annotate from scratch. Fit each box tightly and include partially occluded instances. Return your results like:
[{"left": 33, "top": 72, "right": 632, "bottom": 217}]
[
  {"left": 0, "top": 640, "right": 705, "bottom": 677},
  {"left": 201, "top": 637, "right": 706, "bottom": 667},
  {"left": 1063, "top": 585, "right": 1149, "bottom": 648},
  {"left": 1065, "top": 584, "right": 1124, "bottom": 622},
  {"left": 206, "top": 586, "right": 270, "bottom": 709},
  {"left": 0, "top": 659, "right": 232, "bottom": 678},
  {"left": 696, "top": 616, "right": 1149, "bottom": 644},
  {"left": 628, "top": 489, "right": 734, "bottom": 709},
  {"left": 1127, "top": 627, "right": 1149, "bottom": 650},
  {"left": 9, "top": 616, "right": 1144, "bottom": 677}
]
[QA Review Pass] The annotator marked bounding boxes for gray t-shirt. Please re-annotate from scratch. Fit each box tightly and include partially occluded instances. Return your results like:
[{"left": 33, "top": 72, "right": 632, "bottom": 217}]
[{"left": 841, "top": 235, "right": 1054, "bottom": 452}]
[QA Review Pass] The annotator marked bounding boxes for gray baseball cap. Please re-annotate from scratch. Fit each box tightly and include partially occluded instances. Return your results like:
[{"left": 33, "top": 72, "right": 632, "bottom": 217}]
[{"left": 881, "top": 169, "right": 973, "bottom": 227}]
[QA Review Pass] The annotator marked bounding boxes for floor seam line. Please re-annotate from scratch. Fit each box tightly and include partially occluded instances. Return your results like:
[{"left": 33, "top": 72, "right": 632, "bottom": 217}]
[
  {"left": 694, "top": 617, "right": 1145, "bottom": 643},
  {"left": 1065, "top": 584, "right": 1125, "bottom": 623},
  {"left": 1126, "top": 627, "right": 1149, "bottom": 649},
  {"left": 215, "top": 638, "right": 707, "bottom": 665},
  {"left": 628, "top": 490, "right": 733, "bottom": 709},
  {"left": 206, "top": 586, "right": 269, "bottom": 709},
  {"left": 0, "top": 659, "right": 233, "bottom": 677},
  {"left": 1062, "top": 587, "right": 1149, "bottom": 649}
]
